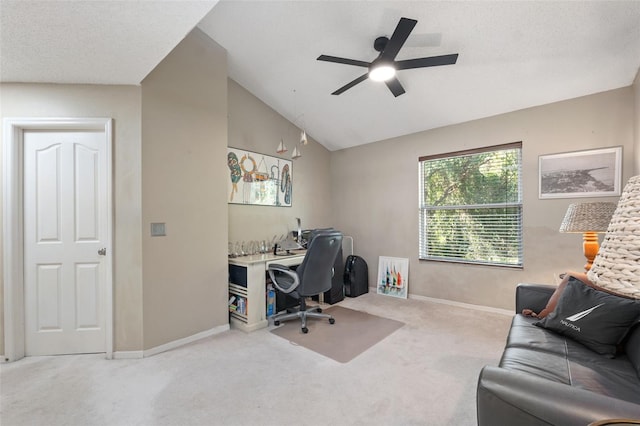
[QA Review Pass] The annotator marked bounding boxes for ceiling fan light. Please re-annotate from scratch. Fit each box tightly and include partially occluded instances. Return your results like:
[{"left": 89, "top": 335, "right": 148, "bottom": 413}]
[{"left": 369, "top": 64, "right": 396, "bottom": 82}]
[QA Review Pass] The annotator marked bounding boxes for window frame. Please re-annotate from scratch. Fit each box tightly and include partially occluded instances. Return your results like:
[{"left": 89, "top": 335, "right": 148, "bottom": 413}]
[{"left": 418, "top": 142, "right": 523, "bottom": 268}]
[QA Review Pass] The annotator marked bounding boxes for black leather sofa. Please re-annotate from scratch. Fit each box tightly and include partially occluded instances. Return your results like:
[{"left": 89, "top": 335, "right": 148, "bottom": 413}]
[{"left": 477, "top": 283, "right": 640, "bottom": 425}]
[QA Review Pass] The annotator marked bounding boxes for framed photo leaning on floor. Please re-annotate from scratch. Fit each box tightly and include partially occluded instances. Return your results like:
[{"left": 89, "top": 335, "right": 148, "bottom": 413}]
[{"left": 377, "top": 256, "right": 409, "bottom": 299}]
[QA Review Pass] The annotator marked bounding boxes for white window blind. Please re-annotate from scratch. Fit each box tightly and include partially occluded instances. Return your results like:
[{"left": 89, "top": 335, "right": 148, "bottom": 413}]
[{"left": 419, "top": 142, "right": 523, "bottom": 267}]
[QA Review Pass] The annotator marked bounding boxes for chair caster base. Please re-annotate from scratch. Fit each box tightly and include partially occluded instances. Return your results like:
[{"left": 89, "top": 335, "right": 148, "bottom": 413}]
[
  {"left": 274, "top": 320, "right": 280, "bottom": 326},
  {"left": 302, "top": 327, "right": 308, "bottom": 334},
  {"left": 329, "top": 318, "right": 335, "bottom": 324}
]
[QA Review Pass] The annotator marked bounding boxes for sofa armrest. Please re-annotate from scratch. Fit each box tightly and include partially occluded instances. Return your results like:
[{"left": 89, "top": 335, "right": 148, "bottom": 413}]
[
  {"left": 515, "top": 283, "right": 556, "bottom": 314},
  {"left": 477, "top": 366, "right": 640, "bottom": 426}
]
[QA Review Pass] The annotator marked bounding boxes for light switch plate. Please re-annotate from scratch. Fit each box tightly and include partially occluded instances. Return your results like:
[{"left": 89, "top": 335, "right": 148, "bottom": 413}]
[{"left": 151, "top": 223, "right": 166, "bottom": 237}]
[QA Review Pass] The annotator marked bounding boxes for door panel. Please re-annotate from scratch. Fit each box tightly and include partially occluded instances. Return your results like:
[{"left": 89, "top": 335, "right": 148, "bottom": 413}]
[
  {"left": 24, "top": 129, "right": 107, "bottom": 356},
  {"left": 35, "top": 144, "right": 61, "bottom": 242},
  {"left": 36, "top": 264, "right": 62, "bottom": 331},
  {"left": 75, "top": 144, "right": 99, "bottom": 241},
  {"left": 75, "top": 263, "right": 100, "bottom": 329}
]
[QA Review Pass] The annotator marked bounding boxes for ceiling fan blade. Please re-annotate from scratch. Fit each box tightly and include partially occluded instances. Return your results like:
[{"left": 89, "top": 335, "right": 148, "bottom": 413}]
[
  {"left": 385, "top": 77, "right": 405, "bottom": 97},
  {"left": 317, "top": 55, "right": 370, "bottom": 68},
  {"left": 396, "top": 54, "right": 459, "bottom": 70},
  {"left": 331, "top": 73, "right": 369, "bottom": 95},
  {"left": 380, "top": 17, "right": 417, "bottom": 61}
]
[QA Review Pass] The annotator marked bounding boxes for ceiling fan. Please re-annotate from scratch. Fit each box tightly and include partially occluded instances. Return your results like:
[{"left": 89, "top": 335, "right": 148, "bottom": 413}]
[{"left": 317, "top": 17, "right": 459, "bottom": 97}]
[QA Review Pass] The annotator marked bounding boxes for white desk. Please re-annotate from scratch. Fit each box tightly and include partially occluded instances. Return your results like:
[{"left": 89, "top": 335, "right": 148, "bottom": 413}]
[{"left": 228, "top": 250, "right": 306, "bottom": 332}]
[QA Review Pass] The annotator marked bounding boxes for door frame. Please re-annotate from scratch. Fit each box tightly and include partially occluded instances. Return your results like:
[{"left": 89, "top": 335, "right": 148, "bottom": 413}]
[{"left": 3, "top": 117, "right": 114, "bottom": 362}]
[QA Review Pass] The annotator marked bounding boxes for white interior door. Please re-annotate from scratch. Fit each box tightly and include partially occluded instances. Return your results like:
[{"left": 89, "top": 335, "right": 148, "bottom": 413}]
[{"left": 23, "top": 129, "right": 108, "bottom": 356}]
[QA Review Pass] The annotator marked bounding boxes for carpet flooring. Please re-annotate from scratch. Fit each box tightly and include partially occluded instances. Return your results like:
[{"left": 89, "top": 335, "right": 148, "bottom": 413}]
[
  {"left": 270, "top": 305, "right": 405, "bottom": 363},
  {"left": 0, "top": 292, "right": 512, "bottom": 426}
]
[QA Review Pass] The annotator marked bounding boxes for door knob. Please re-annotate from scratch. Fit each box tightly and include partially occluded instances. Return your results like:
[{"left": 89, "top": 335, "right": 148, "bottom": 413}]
[{"left": 98, "top": 248, "right": 107, "bottom": 256}]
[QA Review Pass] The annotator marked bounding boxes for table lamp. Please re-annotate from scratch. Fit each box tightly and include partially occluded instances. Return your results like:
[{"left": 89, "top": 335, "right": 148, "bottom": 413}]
[{"left": 559, "top": 202, "right": 617, "bottom": 271}]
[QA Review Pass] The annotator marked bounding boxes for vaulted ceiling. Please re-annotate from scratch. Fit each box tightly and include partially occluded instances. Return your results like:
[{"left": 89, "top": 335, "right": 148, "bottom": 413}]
[{"left": 2, "top": 1, "right": 640, "bottom": 151}]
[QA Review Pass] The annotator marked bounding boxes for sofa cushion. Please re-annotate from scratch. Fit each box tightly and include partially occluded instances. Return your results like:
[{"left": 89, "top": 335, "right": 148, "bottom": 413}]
[
  {"left": 500, "top": 347, "right": 571, "bottom": 384},
  {"left": 499, "top": 346, "right": 640, "bottom": 405},
  {"left": 535, "top": 279, "right": 640, "bottom": 357},
  {"left": 506, "top": 315, "right": 582, "bottom": 355}
]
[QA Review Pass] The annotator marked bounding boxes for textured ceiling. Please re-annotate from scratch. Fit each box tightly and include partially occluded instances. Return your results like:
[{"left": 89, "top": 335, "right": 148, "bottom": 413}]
[
  {"left": 2, "top": 1, "right": 640, "bottom": 152},
  {"left": 199, "top": 0, "right": 640, "bottom": 151},
  {"left": 0, "top": 0, "right": 218, "bottom": 84}
]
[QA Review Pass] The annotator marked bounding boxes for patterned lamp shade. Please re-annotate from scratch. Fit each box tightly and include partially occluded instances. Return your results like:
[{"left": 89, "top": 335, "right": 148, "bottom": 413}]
[
  {"left": 559, "top": 202, "right": 617, "bottom": 233},
  {"left": 587, "top": 175, "right": 640, "bottom": 299}
]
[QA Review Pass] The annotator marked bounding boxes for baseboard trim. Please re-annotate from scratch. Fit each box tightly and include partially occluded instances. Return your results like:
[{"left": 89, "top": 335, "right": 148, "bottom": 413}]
[
  {"left": 112, "top": 350, "right": 144, "bottom": 359},
  {"left": 112, "top": 324, "right": 230, "bottom": 360},
  {"left": 143, "top": 324, "right": 230, "bottom": 358},
  {"left": 408, "top": 293, "right": 512, "bottom": 316},
  {"left": 367, "top": 285, "right": 513, "bottom": 316}
]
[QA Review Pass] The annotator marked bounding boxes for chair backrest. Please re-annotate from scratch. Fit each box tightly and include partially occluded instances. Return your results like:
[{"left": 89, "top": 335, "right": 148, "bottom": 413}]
[{"left": 295, "top": 230, "right": 343, "bottom": 297}]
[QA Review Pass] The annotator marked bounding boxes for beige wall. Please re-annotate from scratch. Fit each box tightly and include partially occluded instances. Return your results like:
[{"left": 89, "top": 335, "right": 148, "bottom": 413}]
[
  {"left": 0, "top": 83, "right": 144, "bottom": 353},
  {"left": 141, "top": 30, "right": 229, "bottom": 350},
  {"left": 1, "top": 37, "right": 637, "bottom": 356},
  {"left": 227, "top": 79, "right": 333, "bottom": 243},
  {"left": 0, "top": 29, "right": 231, "bottom": 357},
  {"left": 330, "top": 87, "right": 636, "bottom": 310}
]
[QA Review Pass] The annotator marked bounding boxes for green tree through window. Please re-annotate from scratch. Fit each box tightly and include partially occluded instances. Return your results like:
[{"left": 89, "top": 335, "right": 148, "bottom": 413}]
[{"left": 419, "top": 142, "right": 523, "bottom": 267}]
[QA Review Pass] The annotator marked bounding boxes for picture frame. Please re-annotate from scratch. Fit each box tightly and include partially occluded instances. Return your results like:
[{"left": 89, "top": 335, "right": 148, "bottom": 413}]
[
  {"left": 227, "top": 147, "right": 292, "bottom": 206},
  {"left": 377, "top": 256, "right": 409, "bottom": 299},
  {"left": 538, "top": 146, "right": 622, "bottom": 199}
]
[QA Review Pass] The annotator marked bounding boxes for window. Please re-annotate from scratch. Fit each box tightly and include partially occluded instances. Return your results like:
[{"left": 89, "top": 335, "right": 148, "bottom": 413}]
[{"left": 418, "top": 142, "right": 523, "bottom": 267}]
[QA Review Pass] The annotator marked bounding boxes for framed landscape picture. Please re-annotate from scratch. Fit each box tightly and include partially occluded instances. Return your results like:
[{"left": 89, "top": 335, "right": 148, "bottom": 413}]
[
  {"left": 377, "top": 256, "right": 409, "bottom": 299},
  {"left": 539, "top": 146, "right": 622, "bottom": 199}
]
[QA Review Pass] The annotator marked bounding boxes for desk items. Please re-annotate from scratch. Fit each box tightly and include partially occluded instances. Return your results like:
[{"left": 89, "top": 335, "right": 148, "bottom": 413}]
[
  {"left": 229, "top": 240, "right": 269, "bottom": 257},
  {"left": 229, "top": 234, "right": 305, "bottom": 258},
  {"left": 266, "top": 285, "right": 276, "bottom": 317}
]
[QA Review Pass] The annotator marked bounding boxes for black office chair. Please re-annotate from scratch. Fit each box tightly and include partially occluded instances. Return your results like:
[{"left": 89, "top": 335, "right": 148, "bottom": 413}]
[{"left": 268, "top": 230, "right": 343, "bottom": 333}]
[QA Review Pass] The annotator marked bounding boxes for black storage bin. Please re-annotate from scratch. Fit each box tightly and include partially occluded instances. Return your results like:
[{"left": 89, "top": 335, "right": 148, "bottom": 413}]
[{"left": 344, "top": 255, "right": 368, "bottom": 297}]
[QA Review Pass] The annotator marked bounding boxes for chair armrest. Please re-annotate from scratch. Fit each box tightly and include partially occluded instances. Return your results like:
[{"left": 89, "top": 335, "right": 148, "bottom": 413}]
[
  {"left": 515, "top": 283, "right": 556, "bottom": 314},
  {"left": 268, "top": 264, "right": 300, "bottom": 294},
  {"left": 269, "top": 264, "right": 292, "bottom": 272},
  {"left": 477, "top": 366, "right": 640, "bottom": 426}
]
